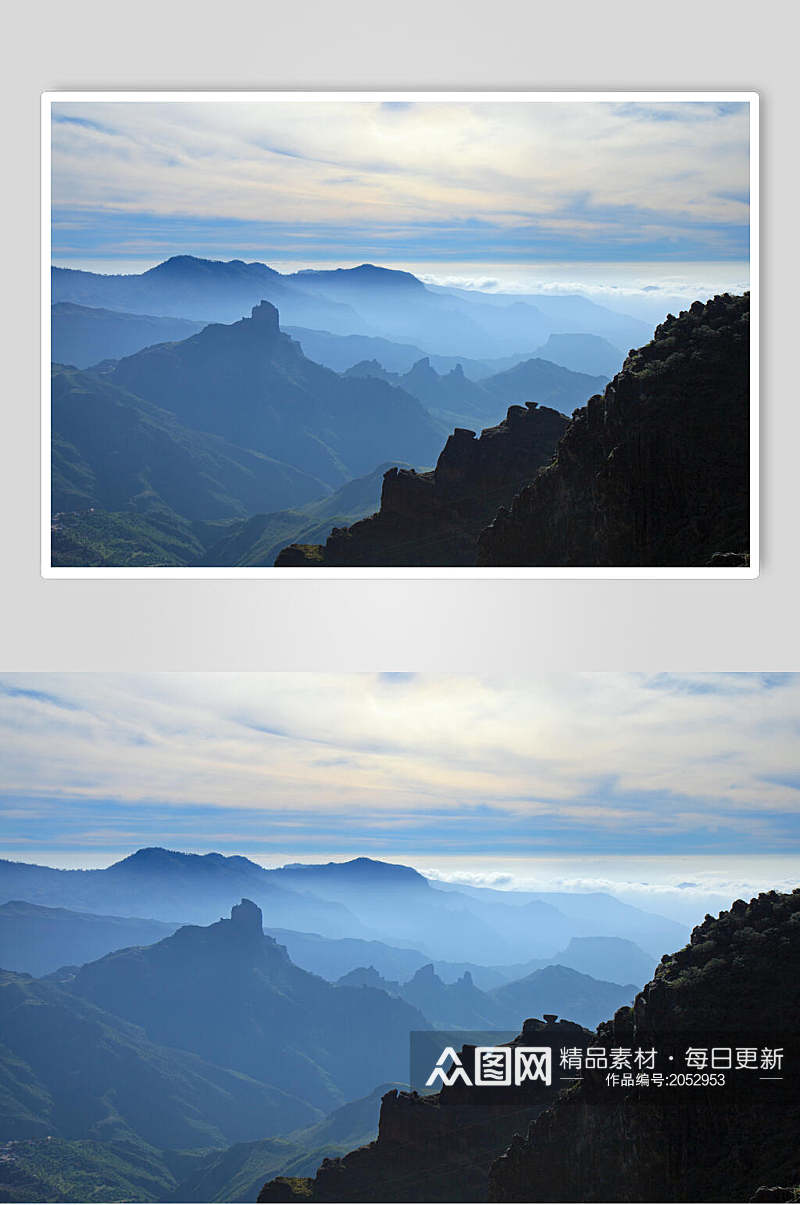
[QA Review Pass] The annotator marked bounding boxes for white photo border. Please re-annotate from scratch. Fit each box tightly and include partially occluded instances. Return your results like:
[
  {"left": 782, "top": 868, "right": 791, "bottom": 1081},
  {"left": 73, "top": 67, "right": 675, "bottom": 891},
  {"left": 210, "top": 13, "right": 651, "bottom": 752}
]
[{"left": 41, "top": 90, "right": 759, "bottom": 580}]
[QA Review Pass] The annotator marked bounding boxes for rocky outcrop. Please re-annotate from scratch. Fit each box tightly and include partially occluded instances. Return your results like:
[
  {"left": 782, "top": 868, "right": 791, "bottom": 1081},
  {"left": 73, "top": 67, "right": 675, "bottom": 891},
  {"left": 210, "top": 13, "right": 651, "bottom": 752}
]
[
  {"left": 489, "top": 889, "right": 800, "bottom": 1202},
  {"left": 258, "top": 1017, "right": 593, "bottom": 1203},
  {"left": 276, "top": 403, "right": 568, "bottom": 566},
  {"left": 479, "top": 293, "right": 750, "bottom": 567}
]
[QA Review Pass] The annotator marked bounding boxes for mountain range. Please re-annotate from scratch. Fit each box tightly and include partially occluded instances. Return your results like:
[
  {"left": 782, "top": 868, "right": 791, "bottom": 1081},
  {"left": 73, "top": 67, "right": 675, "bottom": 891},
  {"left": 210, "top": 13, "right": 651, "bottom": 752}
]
[
  {"left": 0, "top": 851, "right": 686, "bottom": 968},
  {"left": 258, "top": 888, "right": 800, "bottom": 1203},
  {"left": 336, "top": 960, "right": 636, "bottom": 1030},
  {"left": 281, "top": 294, "right": 751, "bottom": 568},
  {"left": 52, "top": 257, "right": 650, "bottom": 359},
  {"left": 0, "top": 889, "right": 647, "bottom": 1203},
  {"left": 343, "top": 355, "right": 606, "bottom": 430}
]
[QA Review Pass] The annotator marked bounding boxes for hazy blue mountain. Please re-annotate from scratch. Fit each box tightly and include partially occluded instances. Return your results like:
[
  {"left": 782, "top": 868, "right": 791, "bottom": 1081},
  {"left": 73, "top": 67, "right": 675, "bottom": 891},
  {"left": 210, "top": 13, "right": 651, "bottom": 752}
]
[
  {"left": 0, "top": 900, "right": 179, "bottom": 977},
  {"left": 265, "top": 929, "right": 429, "bottom": 984},
  {"left": 391, "top": 355, "right": 607, "bottom": 429},
  {"left": 428, "top": 880, "right": 687, "bottom": 958},
  {"left": 342, "top": 358, "right": 401, "bottom": 384},
  {"left": 479, "top": 357, "right": 607, "bottom": 413},
  {"left": 51, "top": 302, "right": 206, "bottom": 369},
  {"left": 71, "top": 899, "right": 428, "bottom": 1114},
  {"left": 286, "top": 264, "right": 527, "bottom": 356},
  {"left": 53, "top": 257, "right": 650, "bottom": 361},
  {"left": 52, "top": 364, "right": 329, "bottom": 520},
  {"left": 532, "top": 332, "right": 625, "bottom": 378},
  {"left": 287, "top": 328, "right": 489, "bottom": 378},
  {"left": 110, "top": 301, "right": 443, "bottom": 488},
  {"left": 198, "top": 461, "right": 410, "bottom": 568},
  {"left": 0, "top": 851, "right": 686, "bottom": 966},
  {"left": 540, "top": 935, "right": 658, "bottom": 986},
  {"left": 52, "top": 257, "right": 365, "bottom": 332},
  {"left": 0, "top": 967, "right": 316, "bottom": 1148},
  {"left": 0, "top": 850, "right": 367, "bottom": 937},
  {"left": 335, "top": 959, "right": 636, "bottom": 1031},
  {"left": 428, "top": 282, "right": 651, "bottom": 349},
  {"left": 489, "top": 963, "right": 637, "bottom": 1029}
]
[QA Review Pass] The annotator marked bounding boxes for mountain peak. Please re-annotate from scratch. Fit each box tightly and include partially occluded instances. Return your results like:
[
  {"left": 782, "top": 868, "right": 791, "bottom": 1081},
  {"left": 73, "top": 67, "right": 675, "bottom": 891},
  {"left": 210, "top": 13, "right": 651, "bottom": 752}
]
[
  {"left": 249, "top": 299, "right": 280, "bottom": 332},
  {"left": 230, "top": 897, "right": 263, "bottom": 934}
]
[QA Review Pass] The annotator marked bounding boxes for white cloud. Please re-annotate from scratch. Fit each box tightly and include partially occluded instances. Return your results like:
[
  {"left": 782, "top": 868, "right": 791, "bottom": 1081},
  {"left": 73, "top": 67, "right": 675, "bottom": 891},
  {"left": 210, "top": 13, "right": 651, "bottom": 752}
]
[
  {"left": 50, "top": 100, "right": 750, "bottom": 234},
  {"left": 0, "top": 675, "right": 798, "bottom": 849}
]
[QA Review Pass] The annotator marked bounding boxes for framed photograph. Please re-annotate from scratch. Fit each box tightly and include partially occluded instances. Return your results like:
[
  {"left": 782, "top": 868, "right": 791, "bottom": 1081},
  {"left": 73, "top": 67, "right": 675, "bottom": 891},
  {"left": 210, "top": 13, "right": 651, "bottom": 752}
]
[
  {"left": 42, "top": 92, "right": 758, "bottom": 578},
  {"left": 0, "top": 670, "right": 795, "bottom": 1204}
]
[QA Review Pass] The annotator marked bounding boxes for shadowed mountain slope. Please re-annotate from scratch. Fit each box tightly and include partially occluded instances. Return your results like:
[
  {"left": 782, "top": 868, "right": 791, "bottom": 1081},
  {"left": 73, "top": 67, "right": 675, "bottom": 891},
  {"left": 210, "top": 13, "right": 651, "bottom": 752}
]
[
  {"left": 275, "top": 403, "right": 568, "bottom": 567},
  {"left": 109, "top": 302, "right": 443, "bottom": 488},
  {"left": 70, "top": 899, "right": 428, "bottom": 1114},
  {"left": 51, "top": 301, "right": 206, "bottom": 368},
  {"left": 0, "top": 967, "right": 316, "bottom": 1148},
  {"left": 197, "top": 462, "right": 410, "bottom": 567},
  {"left": 0, "top": 900, "right": 179, "bottom": 977},
  {"left": 479, "top": 293, "right": 750, "bottom": 567},
  {"left": 52, "top": 364, "right": 328, "bottom": 520}
]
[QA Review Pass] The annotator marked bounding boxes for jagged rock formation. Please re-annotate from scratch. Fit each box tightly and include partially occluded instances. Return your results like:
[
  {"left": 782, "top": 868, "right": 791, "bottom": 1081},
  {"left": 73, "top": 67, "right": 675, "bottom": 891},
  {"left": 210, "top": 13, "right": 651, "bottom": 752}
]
[
  {"left": 479, "top": 294, "right": 750, "bottom": 567},
  {"left": 276, "top": 403, "right": 568, "bottom": 566},
  {"left": 489, "top": 889, "right": 800, "bottom": 1202},
  {"left": 258, "top": 1017, "right": 593, "bottom": 1203}
]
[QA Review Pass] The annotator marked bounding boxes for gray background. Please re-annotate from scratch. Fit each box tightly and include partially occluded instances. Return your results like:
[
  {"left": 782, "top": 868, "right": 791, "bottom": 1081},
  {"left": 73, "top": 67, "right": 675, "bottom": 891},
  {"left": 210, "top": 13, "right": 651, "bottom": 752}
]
[{"left": 1, "top": 0, "right": 794, "bottom": 670}]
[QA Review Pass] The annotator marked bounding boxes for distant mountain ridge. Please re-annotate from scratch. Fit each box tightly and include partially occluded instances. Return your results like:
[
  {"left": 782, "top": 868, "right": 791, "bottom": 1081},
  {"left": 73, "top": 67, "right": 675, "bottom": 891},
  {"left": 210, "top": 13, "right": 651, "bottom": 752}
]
[
  {"left": 346, "top": 354, "right": 606, "bottom": 430},
  {"left": 52, "top": 256, "right": 651, "bottom": 359},
  {"left": 0, "top": 850, "right": 686, "bottom": 966},
  {"left": 51, "top": 301, "right": 206, "bottom": 369},
  {"left": 336, "top": 959, "right": 636, "bottom": 1030}
]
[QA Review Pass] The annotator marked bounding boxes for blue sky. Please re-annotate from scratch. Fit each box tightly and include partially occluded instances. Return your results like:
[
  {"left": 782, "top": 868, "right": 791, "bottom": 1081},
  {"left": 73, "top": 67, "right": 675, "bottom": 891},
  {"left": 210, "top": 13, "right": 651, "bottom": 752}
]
[
  {"left": 0, "top": 673, "right": 796, "bottom": 865},
  {"left": 50, "top": 100, "right": 751, "bottom": 266}
]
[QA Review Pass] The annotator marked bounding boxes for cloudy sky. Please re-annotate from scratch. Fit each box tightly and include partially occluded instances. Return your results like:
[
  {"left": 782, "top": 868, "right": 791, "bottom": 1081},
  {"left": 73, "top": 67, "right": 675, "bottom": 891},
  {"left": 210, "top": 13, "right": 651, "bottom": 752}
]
[
  {"left": 50, "top": 99, "right": 751, "bottom": 270},
  {"left": 0, "top": 673, "right": 796, "bottom": 879}
]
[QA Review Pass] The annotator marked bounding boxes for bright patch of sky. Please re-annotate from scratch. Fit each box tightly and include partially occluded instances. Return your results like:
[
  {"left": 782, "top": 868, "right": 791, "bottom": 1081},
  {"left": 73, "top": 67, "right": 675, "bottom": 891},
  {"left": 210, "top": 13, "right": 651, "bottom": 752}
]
[{"left": 50, "top": 99, "right": 751, "bottom": 268}]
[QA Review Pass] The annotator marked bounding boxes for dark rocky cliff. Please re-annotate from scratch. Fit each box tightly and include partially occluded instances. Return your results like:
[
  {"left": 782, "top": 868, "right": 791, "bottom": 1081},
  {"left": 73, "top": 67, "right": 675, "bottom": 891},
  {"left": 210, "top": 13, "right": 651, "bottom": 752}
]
[
  {"left": 261, "top": 890, "right": 799, "bottom": 1204},
  {"left": 489, "top": 889, "right": 800, "bottom": 1202},
  {"left": 479, "top": 293, "right": 750, "bottom": 567},
  {"left": 275, "top": 403, "right": 568, "bottom": 566},
  {"left": 258, "top": 1017, "right": 592, "bottom": 1203}
]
